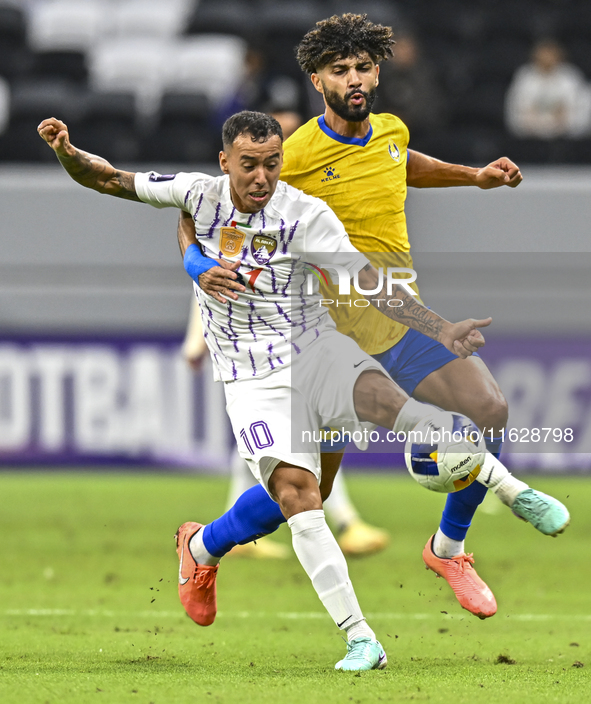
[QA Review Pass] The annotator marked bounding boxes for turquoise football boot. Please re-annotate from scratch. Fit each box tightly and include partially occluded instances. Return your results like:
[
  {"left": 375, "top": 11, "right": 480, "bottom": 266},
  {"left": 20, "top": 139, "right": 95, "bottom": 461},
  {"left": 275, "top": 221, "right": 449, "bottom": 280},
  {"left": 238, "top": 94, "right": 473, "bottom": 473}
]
[
  {"left": 335, "top": 637, "right": 387, "bottom": 671},
  {"left": 512, "top": 489, "right": 570, "bottom": 536}
]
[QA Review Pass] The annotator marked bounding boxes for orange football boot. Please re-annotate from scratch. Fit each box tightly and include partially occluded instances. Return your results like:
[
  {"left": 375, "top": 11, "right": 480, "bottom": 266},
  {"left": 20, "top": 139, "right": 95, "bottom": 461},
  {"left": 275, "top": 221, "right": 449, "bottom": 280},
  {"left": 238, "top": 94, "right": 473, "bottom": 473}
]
[
  {"left": 422, "top": 535, "right": 497, "bottom": 619},
  {"left": 175, "top": 522, "right": 218, "bottom": 626}
]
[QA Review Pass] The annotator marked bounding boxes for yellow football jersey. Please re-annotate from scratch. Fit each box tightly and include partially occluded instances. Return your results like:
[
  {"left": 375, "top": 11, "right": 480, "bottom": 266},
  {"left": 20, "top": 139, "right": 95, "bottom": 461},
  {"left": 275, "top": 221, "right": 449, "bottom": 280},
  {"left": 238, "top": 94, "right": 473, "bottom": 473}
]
[{"left": 281, "top": 112, "right": 420, "bottom": 355}]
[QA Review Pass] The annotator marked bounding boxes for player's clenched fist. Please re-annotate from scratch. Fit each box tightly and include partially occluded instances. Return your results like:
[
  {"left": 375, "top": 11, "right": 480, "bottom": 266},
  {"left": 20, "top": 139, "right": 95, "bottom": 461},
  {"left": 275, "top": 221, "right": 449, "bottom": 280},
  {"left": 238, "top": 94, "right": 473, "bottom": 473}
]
[
  {"left": 37, "top": 118, "right": 76, "bottom": 157},
  {"left": 475, "top": 157, "right": 522, "bottom": 189}
]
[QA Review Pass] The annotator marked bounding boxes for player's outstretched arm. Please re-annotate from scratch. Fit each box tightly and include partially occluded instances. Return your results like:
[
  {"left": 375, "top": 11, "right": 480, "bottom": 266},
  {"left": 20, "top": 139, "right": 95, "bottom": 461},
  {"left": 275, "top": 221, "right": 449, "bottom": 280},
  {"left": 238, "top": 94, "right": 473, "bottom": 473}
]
[
  {"left": 37, "top": 117, "right": 140, "bottom": 201},
  {"left": 406, "top": 149, "right": 522, "bottom": 190},
  {"left": 177, "top": 210, "right": 245, "bottom": 304},
  {"left": 357, "top": 264, "right": 491, "bottom": 359}
]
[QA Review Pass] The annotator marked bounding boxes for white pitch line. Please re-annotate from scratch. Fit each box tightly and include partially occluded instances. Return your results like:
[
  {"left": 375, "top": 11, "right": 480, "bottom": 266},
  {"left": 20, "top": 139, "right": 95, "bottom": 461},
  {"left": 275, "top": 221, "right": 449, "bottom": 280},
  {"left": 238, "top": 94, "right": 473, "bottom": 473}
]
[{"left": 3, "top": 609, "right": 591, "bottom": 622}]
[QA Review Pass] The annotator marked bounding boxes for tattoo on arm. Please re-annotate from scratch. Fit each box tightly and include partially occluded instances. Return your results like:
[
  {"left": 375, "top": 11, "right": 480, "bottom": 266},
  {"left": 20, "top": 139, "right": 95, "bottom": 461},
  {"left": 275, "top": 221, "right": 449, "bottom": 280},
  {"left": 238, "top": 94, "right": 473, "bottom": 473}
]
[
  {"left": 113, "top": 171, "right": 140, "bottom": 201},
  {"left": 367, "top": 283, "right": 445, "bottom": 340},
  {"left": 57, "top": 148, "right": 140, "bottom": 201}
]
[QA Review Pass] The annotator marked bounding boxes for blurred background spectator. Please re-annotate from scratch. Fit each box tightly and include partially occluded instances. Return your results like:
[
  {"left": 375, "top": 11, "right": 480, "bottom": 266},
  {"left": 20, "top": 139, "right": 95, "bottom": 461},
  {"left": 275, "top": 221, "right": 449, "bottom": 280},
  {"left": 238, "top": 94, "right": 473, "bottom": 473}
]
[
  {"left": 214, "top": 45, "right": 304, "bottom": 139},
  {"left": 2, "top": 0, "right": 591, "bottom": 164},
  {"left": 375, "top": 33, "right": 448, "bottom": 151},
  {"left": 505, "top": 39, "right": 591, "bottom": 140}
]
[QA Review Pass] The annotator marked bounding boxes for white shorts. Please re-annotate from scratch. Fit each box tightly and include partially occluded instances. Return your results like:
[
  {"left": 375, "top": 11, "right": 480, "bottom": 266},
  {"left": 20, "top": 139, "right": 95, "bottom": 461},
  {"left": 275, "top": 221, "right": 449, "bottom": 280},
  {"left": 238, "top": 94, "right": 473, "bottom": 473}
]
[{"left": 223, "top": 328, "right": 389, "bottom": 491}]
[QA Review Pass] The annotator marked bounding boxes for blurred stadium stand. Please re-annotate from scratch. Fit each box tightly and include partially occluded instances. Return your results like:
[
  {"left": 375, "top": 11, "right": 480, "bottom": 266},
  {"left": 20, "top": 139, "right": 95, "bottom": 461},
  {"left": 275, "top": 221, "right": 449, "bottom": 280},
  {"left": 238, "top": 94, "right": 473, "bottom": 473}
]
[{"left": 0, "top": 0, "right": 590, "bottom": 164}]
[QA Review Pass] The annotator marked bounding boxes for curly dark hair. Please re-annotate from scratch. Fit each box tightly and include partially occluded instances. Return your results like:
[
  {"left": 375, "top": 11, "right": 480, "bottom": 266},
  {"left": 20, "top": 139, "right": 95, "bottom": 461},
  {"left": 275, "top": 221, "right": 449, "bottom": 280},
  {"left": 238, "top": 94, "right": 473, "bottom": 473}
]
[
  {"left": 296, "top": 13, "right": 394, "bottom": 74},
  {"left": 222, "top": 111, "right": 283, "bottom": 148}
]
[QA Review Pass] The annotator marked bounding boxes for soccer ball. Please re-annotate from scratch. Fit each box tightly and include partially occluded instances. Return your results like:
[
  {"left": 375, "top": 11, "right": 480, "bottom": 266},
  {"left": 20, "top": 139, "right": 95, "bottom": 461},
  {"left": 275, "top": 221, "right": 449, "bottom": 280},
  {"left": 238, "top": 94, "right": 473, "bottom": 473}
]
[{"left": 405, "top": 412, "right": 485, "bottom": 493}]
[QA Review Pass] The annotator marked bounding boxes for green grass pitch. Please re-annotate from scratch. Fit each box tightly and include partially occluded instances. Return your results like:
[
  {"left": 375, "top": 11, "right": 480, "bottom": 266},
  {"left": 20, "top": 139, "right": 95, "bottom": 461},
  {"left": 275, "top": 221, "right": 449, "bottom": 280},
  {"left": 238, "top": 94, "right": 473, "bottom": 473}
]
[{"left": 0, "top": 471, "right": 589, "bottom": 704}]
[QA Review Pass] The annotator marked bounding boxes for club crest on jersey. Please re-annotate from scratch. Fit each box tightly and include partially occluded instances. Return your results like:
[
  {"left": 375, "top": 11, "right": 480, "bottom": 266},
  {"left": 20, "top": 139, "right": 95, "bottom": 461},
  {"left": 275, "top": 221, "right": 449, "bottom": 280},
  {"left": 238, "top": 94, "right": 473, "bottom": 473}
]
[
  {"left": 219, "top": 227, "right": 245, "bottom": 257},
  {"left": 251, "top": 234, "right": 277, "bottom": 265},
  {"left": 321, "top": 165, "right": 340, "bottom": 182},
  {"left": 388, "top": 139, "right": 400, "bottom": 162}
]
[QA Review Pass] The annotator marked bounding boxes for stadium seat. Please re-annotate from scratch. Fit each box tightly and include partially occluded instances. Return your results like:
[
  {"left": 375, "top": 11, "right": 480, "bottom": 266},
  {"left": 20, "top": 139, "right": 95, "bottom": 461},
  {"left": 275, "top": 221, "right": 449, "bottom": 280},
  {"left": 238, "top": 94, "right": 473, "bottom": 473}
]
[
  {"left": 25, "top": 50, "right": 88, "bottom": 86},
  {"left": 111, "top": 0, "right": 191, "bottom": 39},
  {"left": 144, "top": 91, "right": 219, "bottom": 163},
  {"left": 259, "top": 0, "right": 325, "bottom": 77},
  {"left": 0, "top": 2, "right": 26, "bottom": 45},
  {"left": 76, "top": 91, "right": 139, "bottom": 163},
  {"left": 89, "top": 38, "right": 175, "bottom": 118},
  {"left": 170, "top": 36, "right": 247, "bottom": 107},
  {"left": 0, "top": 2, "right": 25, "bottom": 40},
  {"left": 185, "top": 0, "right": 255, "bottom": 39},
  {"left": 27, "top": 0, "right": 106, "bottom": 52},
  {"left": 0, "top": 3, "right": 27, "bottom": 78},
  {"left": 4, "top": 79, "right": 85, "bottom": 161}
]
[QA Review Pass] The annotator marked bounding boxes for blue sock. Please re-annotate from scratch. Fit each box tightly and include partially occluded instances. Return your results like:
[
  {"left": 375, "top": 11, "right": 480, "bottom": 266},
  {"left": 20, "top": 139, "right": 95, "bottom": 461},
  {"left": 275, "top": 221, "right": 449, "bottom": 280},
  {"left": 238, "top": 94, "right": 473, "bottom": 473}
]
[
  {"left": 202, "top": 485, "right": 286, "bottom": 558},
  {"left": 439, "top": 437, "right": 504, "bottom": 541}
]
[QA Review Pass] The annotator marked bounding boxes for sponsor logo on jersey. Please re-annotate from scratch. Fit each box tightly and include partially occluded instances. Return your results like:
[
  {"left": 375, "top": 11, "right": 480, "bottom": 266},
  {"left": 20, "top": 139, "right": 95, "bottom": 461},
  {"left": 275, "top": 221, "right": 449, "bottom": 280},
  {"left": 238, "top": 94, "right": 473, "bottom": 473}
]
[
  {"left": 388, "top": 139, "right": 400, "bottom": 162},
  {"left": 244, "top": 267, "right": 264, "bottom": 291},
  {"left": 251, "top": 234, "right": 277, "bottom": 264},
  {"left": 321, "top": 165, "right": 340, "bottom": 182},
  {"left": 149, "top": 173, "right": 176, "bottom": 182},
  {"left": 219, "top": 227, "right": 246, "bottom": 256}
]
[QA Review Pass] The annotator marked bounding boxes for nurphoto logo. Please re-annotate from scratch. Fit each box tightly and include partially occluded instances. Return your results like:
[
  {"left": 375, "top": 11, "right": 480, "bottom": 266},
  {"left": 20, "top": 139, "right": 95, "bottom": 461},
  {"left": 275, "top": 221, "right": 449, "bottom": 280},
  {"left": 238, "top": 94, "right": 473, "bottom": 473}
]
[
  {"left": 305, "top": 265, "right": 417, "bottom": 296},
  {"left": 304, "top": 265, "right": 418, "bottom": 308}
]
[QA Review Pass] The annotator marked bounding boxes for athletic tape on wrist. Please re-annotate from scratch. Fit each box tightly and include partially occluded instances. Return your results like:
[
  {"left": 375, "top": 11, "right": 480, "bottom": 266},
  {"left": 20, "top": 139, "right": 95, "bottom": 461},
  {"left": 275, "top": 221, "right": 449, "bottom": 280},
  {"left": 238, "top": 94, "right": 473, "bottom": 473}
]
[{"left": 183, "top": 243, "right": 220, "bottom": 287}]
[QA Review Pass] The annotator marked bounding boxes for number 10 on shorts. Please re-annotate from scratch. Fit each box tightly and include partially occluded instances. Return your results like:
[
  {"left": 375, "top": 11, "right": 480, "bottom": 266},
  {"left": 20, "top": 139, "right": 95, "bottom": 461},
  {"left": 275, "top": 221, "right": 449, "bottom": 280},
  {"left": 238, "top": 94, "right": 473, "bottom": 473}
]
[{"left": 240, "top": 421, "right": 275, "bottom": 454}]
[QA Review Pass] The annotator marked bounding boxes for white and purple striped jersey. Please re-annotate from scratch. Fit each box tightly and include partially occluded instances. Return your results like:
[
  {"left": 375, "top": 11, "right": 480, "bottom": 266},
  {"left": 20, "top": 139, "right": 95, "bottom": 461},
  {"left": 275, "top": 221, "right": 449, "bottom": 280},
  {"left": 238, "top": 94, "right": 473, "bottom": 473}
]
[{"left": 135, "top": 172, "right": 368, "bottom": 382}]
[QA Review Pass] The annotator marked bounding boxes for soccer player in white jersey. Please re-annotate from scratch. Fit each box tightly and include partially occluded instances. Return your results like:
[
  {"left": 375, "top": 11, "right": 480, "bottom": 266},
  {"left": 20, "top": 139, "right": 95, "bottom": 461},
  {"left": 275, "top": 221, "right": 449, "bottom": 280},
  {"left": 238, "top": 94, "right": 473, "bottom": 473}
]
[
  {"left": 39, "top": 110, "right": 498, "bottom": 671},
  {"left": 182, "top": 295, "right": 389, "bottom": 559}
]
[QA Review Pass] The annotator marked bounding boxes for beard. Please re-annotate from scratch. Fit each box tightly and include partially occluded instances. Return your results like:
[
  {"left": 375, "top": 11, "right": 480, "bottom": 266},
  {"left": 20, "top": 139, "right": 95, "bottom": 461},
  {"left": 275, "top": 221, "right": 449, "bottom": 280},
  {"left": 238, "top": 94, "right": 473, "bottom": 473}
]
[{"left": 323, "top": 85, "right": 377, "bottom": 122}]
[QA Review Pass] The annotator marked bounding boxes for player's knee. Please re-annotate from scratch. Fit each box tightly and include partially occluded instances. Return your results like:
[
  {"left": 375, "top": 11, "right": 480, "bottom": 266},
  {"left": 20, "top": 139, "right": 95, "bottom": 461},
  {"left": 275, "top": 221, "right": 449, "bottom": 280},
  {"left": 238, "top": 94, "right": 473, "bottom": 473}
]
[
  {"left": 356, "top": 376, "right": 400, "bottom": 426},
  {"left": 269, "top": 466, "right": 322, "bottom": 518},
  {"left": 486, "top": 393, "right": 508, "bottom": 430},
  {"left": 374, "top": 384, "right": 402, "bottom": 427},
  {"left": 472, "top": 392, "right": 508, "bottom": 433},
  {"left": 277, "top": 485, "right": 322, "bottom": 517}
]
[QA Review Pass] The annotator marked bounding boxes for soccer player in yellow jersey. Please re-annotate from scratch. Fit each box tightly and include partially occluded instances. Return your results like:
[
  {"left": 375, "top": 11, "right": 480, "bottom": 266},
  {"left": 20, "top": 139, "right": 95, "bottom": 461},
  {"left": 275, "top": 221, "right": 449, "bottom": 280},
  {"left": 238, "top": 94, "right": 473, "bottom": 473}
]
[{"left": 175, "top": 15, "right": 569, "bottom": 621}]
